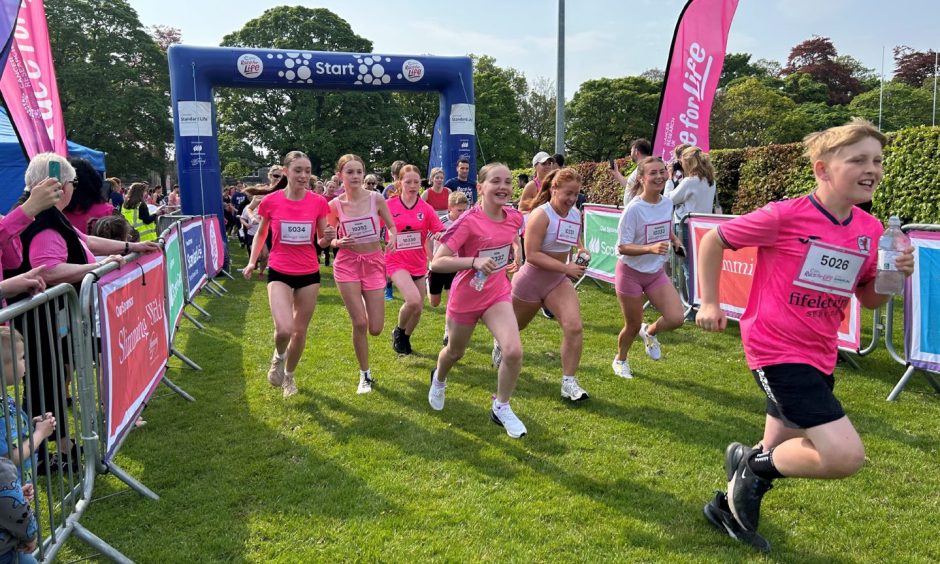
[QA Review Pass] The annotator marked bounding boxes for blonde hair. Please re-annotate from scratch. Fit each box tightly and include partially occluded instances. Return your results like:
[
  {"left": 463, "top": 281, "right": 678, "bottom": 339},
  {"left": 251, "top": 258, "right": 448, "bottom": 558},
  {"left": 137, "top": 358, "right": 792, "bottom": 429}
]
[
  {"left": 429, "top": 167, "right": 444, "bottom": 183},
  {"left": 336, "top": 154, "right": 365, "bottom": 176},
  {"left": 679, "top": 147, "right": 715, "bottom": 184},
  {"left": 803, "top": 118, "right": 887, "bottom": 163},
  {"left": 448, "top": 190, "right": 468, "bottom": 207},
  {"left": 124, "top": 182, "right": 148, "bottom": 208},
  {"left": 477, "top": 162, "right": 508, "bottom": 184},
  {"left": 0, "top": 326, "right": 24, "bottom": 369}
]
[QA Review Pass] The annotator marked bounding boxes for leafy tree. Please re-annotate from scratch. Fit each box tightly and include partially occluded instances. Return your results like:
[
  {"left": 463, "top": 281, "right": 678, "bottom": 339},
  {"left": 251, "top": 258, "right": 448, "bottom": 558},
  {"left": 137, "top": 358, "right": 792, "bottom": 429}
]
[
  {"left": 718, "top": 53, "right": 768, "bottom": 88},
  {"left": 222, "top": 161, "right": 251, "bottom": 180},
  {"left": 217, "top": 6, "right": 397, "bottom": 176},
  {"left": 790, "top": 102, "right": 851, "bottom": 132},
  {"left": 384, "top": 92, "right": 438, "bottom": 173},
  {"left": 783, "top": 36, "right": 861, "bottom": 105},
  {"left": 47, "top": 0, "right": 173, "bottom": 178},
  {"left": 149, "top": 25, "right": 182, "bottom": 51},
  {"left": 565, "top": 76, "right": 659, "bottom": 162},
  {"left": 848, "top": 81, "right": 933, "bottom": 132},
  {"left": 710, "top": 77, "right": 807, "bottom": 148},
  {"left": 518, "top": 76, "right": 556, "bottom": 158},
  {"left": 639, "top": 68, "right": 665, "bottom": 84},
  {"left": 781, "top": 72, "right": 829, "bottom": 104},
  {"left": 893, "top": 46, "right": 939, "bottom": 87},
  {"left": 471, "top": 55, "right": 526, "bottom": 166},
  {"left": 753, "top": 58, "right": 782, "bottom": 77}
]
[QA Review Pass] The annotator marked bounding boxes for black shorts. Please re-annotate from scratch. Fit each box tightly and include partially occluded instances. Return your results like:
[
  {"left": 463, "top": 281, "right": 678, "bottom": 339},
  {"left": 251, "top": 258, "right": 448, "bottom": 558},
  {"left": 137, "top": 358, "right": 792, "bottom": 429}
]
[
  {"left": 752, "top": 364, "right": 845, "bottom": 429},
  {"left": 267, "top": 267, "right": 321, "bottom": 289},
  {"left": 428, "top": 270, "right": 456, "bottom": 295}
]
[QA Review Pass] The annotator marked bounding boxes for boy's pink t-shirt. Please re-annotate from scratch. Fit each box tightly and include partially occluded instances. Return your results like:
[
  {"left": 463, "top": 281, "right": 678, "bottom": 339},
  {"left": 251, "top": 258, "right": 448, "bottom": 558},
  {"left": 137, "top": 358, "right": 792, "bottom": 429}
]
[
  {"left": 257, "top": 190, "right": 329, "bottom": 275},
  {"left": 29, "top": 227, "right": 96, "bottom": 268},
  {"left": 716, "top": 194, "right": 882, "bottom": 374},
  {"left": 440, "top": 206, "right": 523, "bottom": 316},
  {"left": 385, "top": 196, "right": 444, "bottom": 276},
  {"left": 64, "top": 202, "right": 115, "bottom": 235}
]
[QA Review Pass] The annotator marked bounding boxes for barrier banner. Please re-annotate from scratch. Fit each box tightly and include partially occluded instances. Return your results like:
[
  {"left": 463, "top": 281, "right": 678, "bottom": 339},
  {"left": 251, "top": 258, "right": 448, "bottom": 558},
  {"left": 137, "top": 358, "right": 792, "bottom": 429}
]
[
  {"left": 203, "top": 214, "right": 224, "bottom": 278},
  {"left": 0, "top": 0, "right": 66, "bottom": 157},
  {"left": 97, "top": 253, "right": 168, "bottom": 460},
  {"left": 905, "top": 230, "right": 940, "bottom": 371},
  {"left": 652, "top": 0, "right": 739, "bottom": 159},
  {"left": 163, "top": 223, "right": 185, "bottom": 341},
  {"left": 181, "top": 217, "right": 207, "bottom": 300},
  {"left": 686, "top": 214, "right": 861, "bottom": 350},
  {"left": 582, "top": 204, "right": 621, "bottom": 283}
]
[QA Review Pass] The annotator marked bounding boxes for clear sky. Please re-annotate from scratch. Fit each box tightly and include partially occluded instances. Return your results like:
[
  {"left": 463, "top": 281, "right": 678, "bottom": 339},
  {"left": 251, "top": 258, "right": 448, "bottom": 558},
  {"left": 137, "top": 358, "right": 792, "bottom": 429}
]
[{"left": 130, "top": 0, "right": 937, "bottom": 99}]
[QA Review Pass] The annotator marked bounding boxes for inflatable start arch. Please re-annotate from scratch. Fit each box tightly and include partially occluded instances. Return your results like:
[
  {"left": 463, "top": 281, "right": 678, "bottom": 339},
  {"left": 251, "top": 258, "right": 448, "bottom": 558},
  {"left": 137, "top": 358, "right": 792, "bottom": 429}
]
[{"left": 167, "top": 45, "right": 476, "bottom": 224}]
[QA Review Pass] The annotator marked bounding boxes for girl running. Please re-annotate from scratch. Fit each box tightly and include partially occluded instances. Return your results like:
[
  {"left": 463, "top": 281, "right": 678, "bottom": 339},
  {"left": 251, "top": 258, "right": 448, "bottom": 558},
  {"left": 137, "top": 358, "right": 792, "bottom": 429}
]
[
  {"left": 386, "top": 164, "right": 445, "bottom": 354},
  {"left": 427, "top": 163, "right": 527, "bottom": 438},
  {"left": 243, "top": 151, "right": 335, "bottom": 398},
  {"left": 696, "top": 119, "right": 914, "bottom": 550},
  {"left": 612, "top": 157, "right": 686, "bottom": 379},
  {"left": 508, "top": 168, "right": 590, "bottom": 401},
  {"left": 328, "top": 154, "right": 397, "bottom": 394}
]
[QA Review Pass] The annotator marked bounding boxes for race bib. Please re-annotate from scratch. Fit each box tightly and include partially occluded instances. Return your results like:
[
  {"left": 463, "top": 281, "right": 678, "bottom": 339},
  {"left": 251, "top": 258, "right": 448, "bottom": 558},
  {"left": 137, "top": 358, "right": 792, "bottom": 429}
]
[
  {"left": 343, "top": 217, "right": 377, "bottom": 240},
  {"left": 556, "top": 219, "right": 581, "bottom": 245},
  {"left": 794, "top": 241, "right": 866, "bottom": 297},
  {"left": 478, "top": 244, "right": 511, "bottom": 271},
  {"left": 396, "top": 231, "right": 422, "bottom": 250},
  {"left": 645, "top": 221, "right": 670, "bottom": 244},
  {"left": 280, "top": 221, "right": 313, "bottom": 245}
]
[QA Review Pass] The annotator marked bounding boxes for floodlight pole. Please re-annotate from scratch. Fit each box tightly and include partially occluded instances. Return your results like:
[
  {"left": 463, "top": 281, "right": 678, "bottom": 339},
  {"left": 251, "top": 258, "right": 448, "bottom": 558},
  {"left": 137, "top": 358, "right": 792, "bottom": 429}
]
[
  {"left": 932, "top": 50, "right": 937, "bottom": 127},
  {"left": 878, "top": 46, "right": 885, "bottom": 130},
  {"left": 555, "top": 0, "right": 565, "bottom": 155}
]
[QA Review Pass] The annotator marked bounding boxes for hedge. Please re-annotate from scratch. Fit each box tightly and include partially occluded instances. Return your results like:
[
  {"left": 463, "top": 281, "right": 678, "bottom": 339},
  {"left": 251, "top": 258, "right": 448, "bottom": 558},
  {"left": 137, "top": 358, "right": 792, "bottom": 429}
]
[{"left": 503, "top": 125, "right": 939, "bottom": 223}]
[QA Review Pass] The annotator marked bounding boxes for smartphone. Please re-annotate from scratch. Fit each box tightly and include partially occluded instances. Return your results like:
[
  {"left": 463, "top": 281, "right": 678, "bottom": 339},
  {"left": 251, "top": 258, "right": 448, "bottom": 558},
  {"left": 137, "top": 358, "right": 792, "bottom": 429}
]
[
  {"left": 608, "top": 159, "right": 616, "bottom": 170},
  {"left": 48, "top": 161, "right": 61, "bottom": 181}
]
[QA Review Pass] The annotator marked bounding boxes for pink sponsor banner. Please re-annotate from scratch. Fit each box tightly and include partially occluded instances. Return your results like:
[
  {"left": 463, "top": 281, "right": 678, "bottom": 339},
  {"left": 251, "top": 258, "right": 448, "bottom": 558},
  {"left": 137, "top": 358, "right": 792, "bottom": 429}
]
[
  {"left": 0, "top": 0, "right": 66, "bottom": 157},
  {"left": 652, "top": 0, "right": 739, "bottom": 160},
  {"left": 687, "top": 214, "right": 861, "bottom": 351},
  {"left": 203, "top": 214, "right": 224, "bottom": 277}
]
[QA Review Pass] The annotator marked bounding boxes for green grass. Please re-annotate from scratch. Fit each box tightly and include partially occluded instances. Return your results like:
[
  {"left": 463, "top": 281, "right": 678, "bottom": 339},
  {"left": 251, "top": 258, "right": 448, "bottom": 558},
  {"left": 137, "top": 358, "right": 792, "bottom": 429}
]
[{"left": 61, "top": 243, "right": 939, "bottom": 562}]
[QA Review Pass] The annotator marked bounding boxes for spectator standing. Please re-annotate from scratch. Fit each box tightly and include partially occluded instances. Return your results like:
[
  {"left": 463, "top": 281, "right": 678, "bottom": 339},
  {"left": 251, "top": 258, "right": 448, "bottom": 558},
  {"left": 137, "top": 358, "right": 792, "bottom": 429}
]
[{"left": 443, "top": 158, "right": 477, "bottom": 204}]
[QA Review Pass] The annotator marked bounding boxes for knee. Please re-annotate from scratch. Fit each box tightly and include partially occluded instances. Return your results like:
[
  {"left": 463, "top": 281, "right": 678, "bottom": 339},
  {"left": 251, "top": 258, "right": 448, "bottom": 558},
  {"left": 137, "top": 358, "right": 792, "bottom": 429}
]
[
  {"left": 822, "top": 443, "right": 866, "bottom": 477},
  {"left": 351, "top": 316, "right": 368, "bottom": 335},
  {"left": 500, "top": 343, "right": 523, "bottom": 366},
  {"left": 560, "top": 318, "right": 583, "bottom": 339},
  {"left": 368, "top": 322, "right": 383, "bottom": 337},
  {"left": 662, "top": 313, "right": 685, "bottom": 331},
  {"left": 274, "top": 327, "right": 291, "bottom": 342},
  {"left": 443, "top": 344, "right": 465, "bottom": 363}
]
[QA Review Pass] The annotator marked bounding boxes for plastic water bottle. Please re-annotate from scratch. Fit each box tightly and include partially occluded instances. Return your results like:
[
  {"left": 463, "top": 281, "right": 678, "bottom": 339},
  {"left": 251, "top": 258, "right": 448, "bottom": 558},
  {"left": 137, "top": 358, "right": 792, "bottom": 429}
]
[
  {"left": 874, "top": 216, "right": 909, "bottom": 295},
  {"left": 470, "top": 270, "right": 488, "bottom": 292}
]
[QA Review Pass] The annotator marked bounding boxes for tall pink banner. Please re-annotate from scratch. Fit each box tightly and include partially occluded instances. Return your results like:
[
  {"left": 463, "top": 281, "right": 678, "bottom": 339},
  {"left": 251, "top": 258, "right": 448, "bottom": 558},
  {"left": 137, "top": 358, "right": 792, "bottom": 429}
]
[
  {"left": 0, "top": 0, "right": 65, "bottom": 157},
  {"left": 652, "top": 0, "right": 739, "bottom": 160}
]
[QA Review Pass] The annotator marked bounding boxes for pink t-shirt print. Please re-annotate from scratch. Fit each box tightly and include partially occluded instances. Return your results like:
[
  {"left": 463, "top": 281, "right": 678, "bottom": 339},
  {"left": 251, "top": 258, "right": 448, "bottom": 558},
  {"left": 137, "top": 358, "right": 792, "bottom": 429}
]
[
  {"left": 716, "top": 194, "right": 882, "bottom": 374},
  {"left": 258, "top": 190, "right": 329, "bottom": 275},
  {"left": 440, "top": 206, "right": 523, "bottom": 316}
]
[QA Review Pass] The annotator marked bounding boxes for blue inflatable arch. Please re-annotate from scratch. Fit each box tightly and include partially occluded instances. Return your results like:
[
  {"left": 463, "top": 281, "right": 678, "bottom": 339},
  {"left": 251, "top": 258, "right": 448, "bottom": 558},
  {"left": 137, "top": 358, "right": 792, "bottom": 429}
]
[{"left": 167, "top": 45, "right": 476, "bottom": 223}]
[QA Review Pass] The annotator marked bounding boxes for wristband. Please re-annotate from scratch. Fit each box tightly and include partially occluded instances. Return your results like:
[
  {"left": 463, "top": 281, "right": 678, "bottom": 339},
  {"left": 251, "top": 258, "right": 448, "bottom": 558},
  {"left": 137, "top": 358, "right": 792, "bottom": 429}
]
[
  {"left": 124, "top": 242, "right": 130, "bottom": 255},
  {"left": 471, "top": 257, "right": 476, "bottom": 270}
]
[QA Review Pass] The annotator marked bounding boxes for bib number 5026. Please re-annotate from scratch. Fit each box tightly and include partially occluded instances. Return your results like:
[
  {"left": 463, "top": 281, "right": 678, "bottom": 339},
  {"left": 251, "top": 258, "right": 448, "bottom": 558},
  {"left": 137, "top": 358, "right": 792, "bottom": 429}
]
[{"left": 820, "top": 254, "right": 850, "bottom": 271}]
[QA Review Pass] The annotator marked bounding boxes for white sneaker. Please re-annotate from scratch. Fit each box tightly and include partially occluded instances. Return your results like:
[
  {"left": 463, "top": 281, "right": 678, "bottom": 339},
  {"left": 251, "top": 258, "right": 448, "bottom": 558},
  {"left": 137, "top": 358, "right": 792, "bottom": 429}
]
[
  {"left": 490, "top": 400, "right": 527, "bottom": 438},
  {"left": 357, "top": 373, "right": 374, "bottom": 394},
  {"left": 561, "top": 378, "right": 589, "bottom": 401},
  {"left": 282, "top": 373, "right": 298, "bottom": 398},
  {"left": 612, "top": 357, "right": 633, "bottom": 379},
  {"left": 639, "top": 323, "right": 662, "bottom": 360},
  {"left": 492, "top": 341, "right": 502, "bottom": 370},
  {"left": 267, "top": 354, "right": 285, "bottom": 387},
  {"left": 428, "top": 370, "right": 446, "bottom": 411}
]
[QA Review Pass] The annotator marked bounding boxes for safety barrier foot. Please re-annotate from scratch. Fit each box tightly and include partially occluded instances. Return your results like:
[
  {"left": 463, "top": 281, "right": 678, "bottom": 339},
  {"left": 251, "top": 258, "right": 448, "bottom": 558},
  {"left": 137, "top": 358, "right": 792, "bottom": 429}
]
[
  {"left": 171, "top": 347, "right": 202, "bottom": 370},
  {"left": 182, "top": 310, "right": 205, "bottom": 330},
  {"left": 70, "top": 522, "right": 134, "bottom": 564},
  {"left": 106, "top": 462, "right": 159, "bottom": 501},
  {"left": 189, "top": 302, "right": 212, "bottom": 319},
  {"left": 161, "top": 375, "right": 195, "bottom": 401}
]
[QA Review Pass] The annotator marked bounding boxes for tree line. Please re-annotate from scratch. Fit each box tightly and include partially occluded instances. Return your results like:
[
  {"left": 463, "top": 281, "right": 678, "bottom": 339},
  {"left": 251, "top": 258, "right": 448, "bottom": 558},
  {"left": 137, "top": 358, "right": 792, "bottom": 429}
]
[{"left": 45, "top": 2, "right": 938, "bottom": 180}]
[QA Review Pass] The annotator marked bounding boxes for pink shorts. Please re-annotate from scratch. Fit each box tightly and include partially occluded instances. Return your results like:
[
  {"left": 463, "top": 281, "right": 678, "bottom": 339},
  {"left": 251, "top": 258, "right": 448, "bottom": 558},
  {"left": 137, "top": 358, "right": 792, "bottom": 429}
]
[
  {"left": 447, "top": 287, "right": 512, "bottom": 326},
  {"left": 615, "top": 261, "right": 671, "bottom": 297},
  {"left": 511, "top": 262, "right": 569, "bottom": 303},
  {"left": 386, "top": 252, "right": 427, "bottom": 278},
  {"left": 333, "top": 249, "right": 386, "bottom": 291}
]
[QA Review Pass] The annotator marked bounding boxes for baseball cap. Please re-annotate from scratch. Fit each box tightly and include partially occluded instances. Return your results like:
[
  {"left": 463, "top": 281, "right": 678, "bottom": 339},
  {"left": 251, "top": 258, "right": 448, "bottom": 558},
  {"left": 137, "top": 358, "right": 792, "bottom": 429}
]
[{"left": 532, "top": 151, "right": 552, "bottom": 166}]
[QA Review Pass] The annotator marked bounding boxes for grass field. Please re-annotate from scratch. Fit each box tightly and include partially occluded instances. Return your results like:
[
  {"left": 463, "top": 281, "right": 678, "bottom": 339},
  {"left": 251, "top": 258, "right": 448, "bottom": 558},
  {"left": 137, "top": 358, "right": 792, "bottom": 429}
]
[{"left": 63, "top": 243, "right": 939, "bottom": 562}]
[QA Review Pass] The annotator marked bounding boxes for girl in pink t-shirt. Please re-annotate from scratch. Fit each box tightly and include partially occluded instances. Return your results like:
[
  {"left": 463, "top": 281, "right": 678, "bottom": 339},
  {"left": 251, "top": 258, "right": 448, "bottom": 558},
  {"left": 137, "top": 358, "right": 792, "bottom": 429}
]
[
  {"left": 386, "top": 165, "right": 445, "bottom": 355},
  {"left": 327, "top": 154, "right": 397, "bottom": 395},
  {"left": 427, "top": 163, "right": 528, "bottom": 439},
  {"left": 243, "top": 151, "right": 336, "bottom": 398}
]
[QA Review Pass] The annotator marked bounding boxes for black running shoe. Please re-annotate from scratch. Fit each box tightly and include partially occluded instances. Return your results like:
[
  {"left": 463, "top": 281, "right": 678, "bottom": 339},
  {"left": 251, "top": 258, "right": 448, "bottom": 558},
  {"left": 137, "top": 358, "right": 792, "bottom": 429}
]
[
  {"left": 392, "top": 327, "right": 408, "bottom": 354},
  {"left": 725, "top": 442, "right": 752, "bottom": 482},
  {"left": 541, "top": 306, "right": 555, "bottom": 320},
  {"left": 703, "top": 491, "right": 771, "bottom": 552},
  {"left": 402, "top": 332, "right": 413, "bottom": 355},
  {"left": 728, "top": 449, "right": 774, "bottom": 531}
]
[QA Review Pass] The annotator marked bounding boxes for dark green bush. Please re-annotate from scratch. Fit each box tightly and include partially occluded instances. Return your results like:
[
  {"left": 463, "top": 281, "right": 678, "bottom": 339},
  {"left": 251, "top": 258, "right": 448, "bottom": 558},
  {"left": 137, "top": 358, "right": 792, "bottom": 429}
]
[{"left": 875, "top": 126, "right": 940, "bottom": 224}]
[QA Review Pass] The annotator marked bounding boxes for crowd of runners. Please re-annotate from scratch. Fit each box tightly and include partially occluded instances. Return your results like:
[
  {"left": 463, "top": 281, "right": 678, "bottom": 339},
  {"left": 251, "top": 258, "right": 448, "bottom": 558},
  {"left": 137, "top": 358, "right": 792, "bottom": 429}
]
[{"left": 235, "top": 119, "right": 915, "bottom": 552}]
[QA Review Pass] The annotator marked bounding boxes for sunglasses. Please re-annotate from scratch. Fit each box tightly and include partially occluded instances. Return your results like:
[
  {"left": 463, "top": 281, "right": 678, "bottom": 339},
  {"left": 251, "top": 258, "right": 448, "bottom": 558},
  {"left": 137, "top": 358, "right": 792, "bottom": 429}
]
[
  {"left": 366, "top": 182, "right": 376, "bottom": 185},
  {"left": 539, "top": 159, "right": 555, "bottom": 166},
  {"left": 271, "top": 174, "right": 282, "bottom": 179}
]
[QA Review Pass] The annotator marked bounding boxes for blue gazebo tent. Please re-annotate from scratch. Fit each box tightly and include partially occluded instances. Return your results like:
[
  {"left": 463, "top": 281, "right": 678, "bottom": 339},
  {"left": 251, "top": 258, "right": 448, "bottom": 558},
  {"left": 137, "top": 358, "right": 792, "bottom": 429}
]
[{"left": 0, "top": 106, "right": 106, "bottom": 213}]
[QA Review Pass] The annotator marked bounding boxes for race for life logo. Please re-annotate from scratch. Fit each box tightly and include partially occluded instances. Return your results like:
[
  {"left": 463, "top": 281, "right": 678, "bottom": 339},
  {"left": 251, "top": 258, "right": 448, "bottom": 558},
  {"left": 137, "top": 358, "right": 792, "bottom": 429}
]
[
  {"left": 402, "top": 59, "right": 425, "bottom": 82},
  {"left": 237, "top": 54, "right": 264, "bottom": 79}
]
